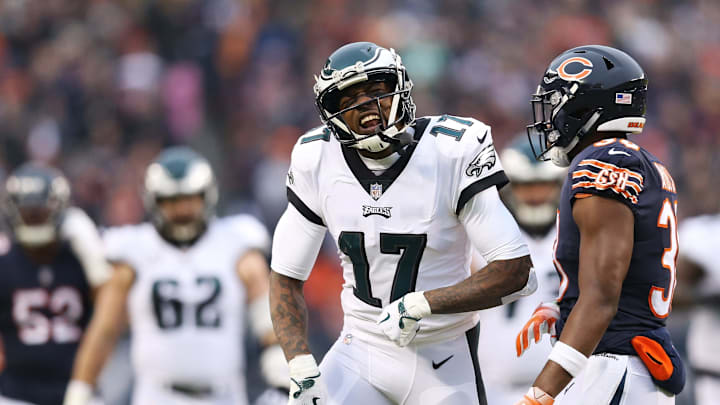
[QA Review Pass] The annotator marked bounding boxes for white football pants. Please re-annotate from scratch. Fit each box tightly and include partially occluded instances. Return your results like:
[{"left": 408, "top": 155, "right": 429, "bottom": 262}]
[
  {"left": 319, "top": 325, "right": 485, "bottom": 405},
  {"left": 555, "top": 353, "right": 674, "bottom": 405}
]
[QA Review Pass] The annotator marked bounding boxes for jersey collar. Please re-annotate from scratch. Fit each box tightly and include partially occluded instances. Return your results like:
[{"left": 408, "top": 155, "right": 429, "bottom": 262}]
[{"left": 341, "top": 118, "right": 430, "bottom": 201}]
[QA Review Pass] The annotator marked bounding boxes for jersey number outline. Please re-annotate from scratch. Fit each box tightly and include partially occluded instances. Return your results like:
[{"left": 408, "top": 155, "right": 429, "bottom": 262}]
[
  {"left": 429, "top": 114, "right": 473, "bottom": 141},
  {"left": 338, "top": 232, "right": 427, "bottom": 308},
  {"left": 12, "top": 287, "right": 84, "bottom": 345},
  {"left": 650, "top": 198, "right": 678, "bottom": 318},
  {"left": 151, "top": 276, "right": 223, "bottom": 329}
]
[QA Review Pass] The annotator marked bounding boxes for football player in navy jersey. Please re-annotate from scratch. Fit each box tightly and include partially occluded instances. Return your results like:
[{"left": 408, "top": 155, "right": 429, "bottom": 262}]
[
  {"left": 0, "top": 163, "right": 109, "bottom": 405},
  {"left": 514, "top": 45, "right": 684, "bottom": 405}
]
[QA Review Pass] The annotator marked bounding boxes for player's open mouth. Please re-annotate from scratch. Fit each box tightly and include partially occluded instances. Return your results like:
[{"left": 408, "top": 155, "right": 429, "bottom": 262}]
[{"left": 358, "top": 113, "right": 382, "bottom": 133}]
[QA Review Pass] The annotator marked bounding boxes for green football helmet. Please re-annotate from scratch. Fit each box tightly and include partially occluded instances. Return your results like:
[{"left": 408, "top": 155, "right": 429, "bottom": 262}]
[
  {"left": 314, "top": 42, "right": 416, "bottom": 153},
  {"left": 144, "top": 146, "right": 218, "bottom": 244}
]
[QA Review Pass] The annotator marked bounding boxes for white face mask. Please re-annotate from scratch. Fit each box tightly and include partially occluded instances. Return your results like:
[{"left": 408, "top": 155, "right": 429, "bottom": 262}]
[{"left": 15, "top": 224, "right": 56, "bottom": 246}]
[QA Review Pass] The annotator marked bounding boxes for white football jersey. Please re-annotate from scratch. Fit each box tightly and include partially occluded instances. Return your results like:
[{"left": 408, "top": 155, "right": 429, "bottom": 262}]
[
  {"left": 103, "top": 215, "right": 270, "bottom": 383},
  {"left": 280, "top": 115, "right": 513, "bottom": 344},
  {"left": 678, "top": 214, "right": 720, "bottom": 373},
  {"left": 476, "top": 229, "right": 560, "bottom": 401}
]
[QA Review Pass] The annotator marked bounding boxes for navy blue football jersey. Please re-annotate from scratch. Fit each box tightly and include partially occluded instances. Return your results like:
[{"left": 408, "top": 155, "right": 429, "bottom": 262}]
[
  {"left": 553, "top": 138, "right": 679, "bottom": 354},
  {"left": 0, "top": 241, "right": 93, "bottom": 405}
]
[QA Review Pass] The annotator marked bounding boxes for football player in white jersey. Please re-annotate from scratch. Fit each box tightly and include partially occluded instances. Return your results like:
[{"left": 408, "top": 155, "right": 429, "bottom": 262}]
[
  {"left": 475, "top": 137, "right": 565, "bottom": 404},
  {"left": 63, "top": 147, "right": 287, "bottom": 405},
  {"left": 269, "top": 42, "right": 536, "bottom": 405},
  {"left": 677, "top": 213, "right": 720, "bottom": 405}
]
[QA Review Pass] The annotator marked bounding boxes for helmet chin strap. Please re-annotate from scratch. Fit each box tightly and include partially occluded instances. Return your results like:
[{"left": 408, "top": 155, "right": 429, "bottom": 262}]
[
  {"left": 548, "top": 110, "right": 603, "bottom": 167},
  {"left": 346, "top": 82, "right": 406, "bottom": 153}
]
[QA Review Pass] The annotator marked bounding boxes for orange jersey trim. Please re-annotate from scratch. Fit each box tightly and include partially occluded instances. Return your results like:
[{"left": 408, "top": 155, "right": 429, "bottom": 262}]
[{"left": 577, "top": 159, "right": 644, "bottom": 185}]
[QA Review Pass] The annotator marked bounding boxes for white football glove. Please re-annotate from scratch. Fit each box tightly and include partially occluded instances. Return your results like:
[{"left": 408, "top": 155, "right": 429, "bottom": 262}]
[
  {"left": 516, "top": 302, "right": 561, "bottom": 357},
  {"left": 63, "top": 380, "right": 92, "bottom": 405},
  {"left": 288, "top": 354, "right": 328, "bottom": 405},
  {"left": 377, "top": 291, "right": 432, "bottom": 347}
]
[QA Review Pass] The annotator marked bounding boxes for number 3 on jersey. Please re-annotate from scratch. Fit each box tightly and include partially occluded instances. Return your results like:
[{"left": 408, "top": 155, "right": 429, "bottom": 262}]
[
  {"left": 650, "top": 198, "right": 678, "bottom": 318},
  {"left": 339, "top": 232, "right": 426, "bottom": 308}
]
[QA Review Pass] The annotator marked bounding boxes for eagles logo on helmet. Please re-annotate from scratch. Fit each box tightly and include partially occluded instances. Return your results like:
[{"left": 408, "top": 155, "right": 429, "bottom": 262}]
[
  {"left": 143, "top": 146, "right": 218, "bottom": 245},
  {"left": 314, "top": 42, "right": 416, "bottom": 153}
]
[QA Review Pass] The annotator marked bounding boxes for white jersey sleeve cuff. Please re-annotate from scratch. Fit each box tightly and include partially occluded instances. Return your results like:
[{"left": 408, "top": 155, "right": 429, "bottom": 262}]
[
  {"left": 270, "top": 204, "right": 326, "bottom": 281},
  {"left": 459, "top": 187, "right": 529, "bottom": 263}
]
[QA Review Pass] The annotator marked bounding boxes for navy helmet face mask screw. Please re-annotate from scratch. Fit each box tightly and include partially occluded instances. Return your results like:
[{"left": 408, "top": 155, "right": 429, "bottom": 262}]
[
  {"left": 526, "top": 45, "right": 648, "bottom": 167},
  {"left": 314, "top": 42, "right": 416, "bottom": 153},
  {"left": 3, "top": 163, "right": 71, "bottom": 247},
  {"left": 144, "top": 146, "right": 218, "bottom": 245}
]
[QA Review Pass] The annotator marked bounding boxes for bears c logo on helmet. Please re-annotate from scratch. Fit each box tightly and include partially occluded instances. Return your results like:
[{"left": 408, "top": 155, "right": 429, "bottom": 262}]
[{"left": 557, "top": 57, "right": 593, "bottom": 81}]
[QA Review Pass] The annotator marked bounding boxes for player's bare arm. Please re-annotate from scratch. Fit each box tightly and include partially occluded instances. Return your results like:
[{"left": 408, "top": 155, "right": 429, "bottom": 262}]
[
  {"left": 426, "top": 255, "right": 533, "bottom": 313},
  {"left": 70, "top": 263, "right": 133, "bottom": 385},
  {"left": 237, "top": 249, "right": 291, "bottom": 392},
  {"left": 269, "top": 271, "right": 311, "bottom": 360},
  {"left": 64, "top": 262, "right": 134, "bottom": 405},
  {"left": 533, "top": 195, "right": 633, "bottom": 397},
  {"left": 237, "top": 249, "right": 276, "bottom": 345}
]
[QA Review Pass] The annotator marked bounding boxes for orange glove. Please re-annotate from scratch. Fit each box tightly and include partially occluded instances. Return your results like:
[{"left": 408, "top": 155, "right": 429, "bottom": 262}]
[
  {"left": 516, "top": 302, "right": 560, "bottom": 357},
  {"left": 514, "top": 387, "right": 555, "bottom": 405}
]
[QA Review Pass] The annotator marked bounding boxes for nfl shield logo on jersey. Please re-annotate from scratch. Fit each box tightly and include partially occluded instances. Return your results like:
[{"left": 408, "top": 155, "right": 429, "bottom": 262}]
[{"left": 370, "top": 183, "right": 383, "bottom": 200}]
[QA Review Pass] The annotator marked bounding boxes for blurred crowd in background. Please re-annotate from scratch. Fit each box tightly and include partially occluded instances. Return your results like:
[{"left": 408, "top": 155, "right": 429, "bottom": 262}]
[{"left": 0, "top": 0, "right": 718, "bottom": 401}]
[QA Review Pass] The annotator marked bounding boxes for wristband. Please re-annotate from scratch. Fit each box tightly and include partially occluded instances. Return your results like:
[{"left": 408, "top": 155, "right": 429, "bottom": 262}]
[
  {"left": 403, "top": 291, "right": 432, "bottom": 318},
  {"left": 288, "top": 354, "right": 319, "bottom": 379},
  {"left": 547, "top": 341, "right": 588, "bottom": 377},
  {"left": 63, "top": 380, "right": 92, "bottom": 405}
]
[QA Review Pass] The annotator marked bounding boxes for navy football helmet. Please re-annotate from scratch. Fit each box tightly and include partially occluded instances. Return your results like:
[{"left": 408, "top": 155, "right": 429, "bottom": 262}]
[
  {"left": 144, "top": 146, "right": 217, "bottom": 244},
  {"left": 314, "top": 42, "right": 416, "bottom": 153},
  {"left": 3, "top": 163, "right": 71, "bottom": 246},
  {"left": 527, "top": 45, "right": 648, "bottom": 167}
]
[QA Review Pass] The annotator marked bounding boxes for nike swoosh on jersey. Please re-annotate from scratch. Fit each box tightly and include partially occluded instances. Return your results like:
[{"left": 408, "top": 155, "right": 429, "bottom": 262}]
[
  {"left": 608, "top": 148, "right": 631, "bottom": 156},
  {"left": 379, "top": 313, "right": 390, "bottom": 323},
  {"left": 477, "top": 130, "right": 488, "bottom": 145},
  {"left": 432, "top": 355, "right": 454, "bottom": 369}
]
